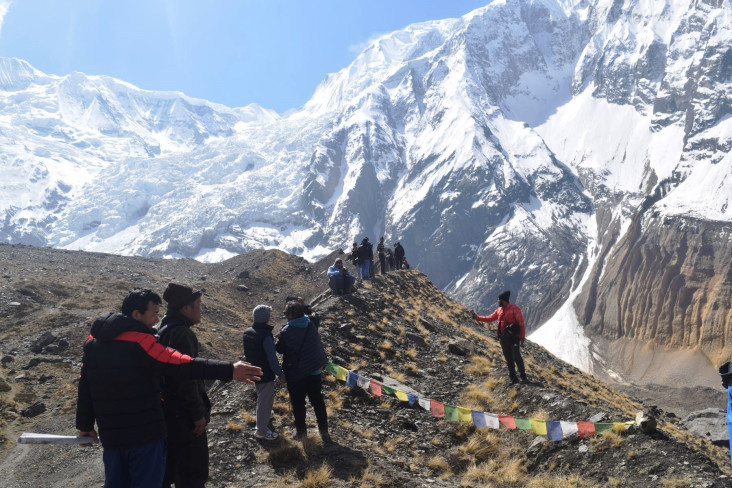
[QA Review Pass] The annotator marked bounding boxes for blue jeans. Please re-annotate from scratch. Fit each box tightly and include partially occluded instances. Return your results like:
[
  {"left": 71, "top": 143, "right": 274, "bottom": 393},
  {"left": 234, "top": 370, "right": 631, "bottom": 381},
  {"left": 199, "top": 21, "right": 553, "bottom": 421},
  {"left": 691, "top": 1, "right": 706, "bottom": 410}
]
[
  {"left": 359, "top": 260, "right": 370, "bottom": 279},
  {"left": 103, "top": 439, "right": 166, "bottom": 488}
]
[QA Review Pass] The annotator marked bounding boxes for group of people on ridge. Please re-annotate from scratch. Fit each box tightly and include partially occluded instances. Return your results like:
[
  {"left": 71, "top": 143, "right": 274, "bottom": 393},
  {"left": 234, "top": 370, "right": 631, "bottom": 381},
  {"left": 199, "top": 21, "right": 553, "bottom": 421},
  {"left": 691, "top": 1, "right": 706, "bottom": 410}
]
[
  {"left": 328, "top": 237, "right": 408, "bottom": 295},
  {"left": 76, "top": 284, "right": 328, "bottom": 488}
]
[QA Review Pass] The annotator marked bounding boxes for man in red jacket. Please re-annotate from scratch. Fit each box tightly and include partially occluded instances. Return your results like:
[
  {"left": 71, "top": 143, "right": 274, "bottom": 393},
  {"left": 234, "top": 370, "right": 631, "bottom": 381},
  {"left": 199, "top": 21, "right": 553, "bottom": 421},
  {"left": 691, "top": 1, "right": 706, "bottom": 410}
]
[{"left": 474, "top": 290, "right": 528, "bottom": 384}]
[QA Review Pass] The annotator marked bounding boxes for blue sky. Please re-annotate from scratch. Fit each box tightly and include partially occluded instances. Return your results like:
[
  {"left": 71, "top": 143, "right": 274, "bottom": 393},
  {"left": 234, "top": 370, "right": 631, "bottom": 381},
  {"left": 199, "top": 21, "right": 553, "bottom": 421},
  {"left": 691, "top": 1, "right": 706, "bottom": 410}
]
[{"left": 0, "top": 0, "right": 489, "bottom": 113}]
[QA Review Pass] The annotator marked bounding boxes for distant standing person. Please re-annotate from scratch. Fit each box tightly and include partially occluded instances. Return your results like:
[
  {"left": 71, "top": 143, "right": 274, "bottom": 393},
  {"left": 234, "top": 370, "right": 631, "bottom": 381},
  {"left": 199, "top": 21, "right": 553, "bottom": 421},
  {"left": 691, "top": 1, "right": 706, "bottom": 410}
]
[
  {"left": 720, "top": 362, "right": 732, "bottom": 465},
  {"left": 76, "top": 289, "right": 261, "bottom": 488},
  {"left": 473, "top": 291, "right": 528, "bottom": 384},
  {"left": 357, "top": 237, "right": 373, "bottom": 280},
  {"left": 385, "top": 248, "right": 395, "bottom": 271},
  {"left": 350, "top": 242, "right": 361, "bottom": 279},
  {"left": 276, "top": 300, "right": 330, "bottom": 442},
  {"left": 156, "top": 283, "right": 215, "bottom": 488},
  {"left": 377, "top": 237, "right": 387, "bottom": 275},
  {"left": 394, "top": 242, "right": 405, "bottom": 271},
  {"left": 243, "top": 305, "right": 284, "bottom": 441}
]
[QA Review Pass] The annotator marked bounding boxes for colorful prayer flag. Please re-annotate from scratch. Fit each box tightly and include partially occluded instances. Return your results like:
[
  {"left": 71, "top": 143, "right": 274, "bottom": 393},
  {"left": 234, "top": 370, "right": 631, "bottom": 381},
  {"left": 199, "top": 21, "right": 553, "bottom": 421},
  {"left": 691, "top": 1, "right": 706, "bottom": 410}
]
[
  {"left": 395, "top": 390, "right": 409, "bottom": 402},
  {"left": 499, "top": 415, "right": 516, "bottom": 429},
  {"left": 530, "top": 419, "right": 547, "bottom": 435},
  {"left": 458, "top": 407, "right": 472, "bottom": 423},
  {"left": 407, "top": 393, "right": 418, "bottom": 406},
  {"left": 560, "top": 421, "right": 578, "bottom": 437},
  {"left": 472, "top": 411, "right": 487, "bottom": 428},
  {"left": 357, "top": 375, "right": 370, "bottom": 390},
  {"left": 370, "top": 379, "right": 382, "bottom": 397},
  {"left": 444, "top": 404, "right": 458, "bottom": 421},
  {"left": 514, "top": 418, "right": 532, "bottom": 430},
  {"left": 346, "top": 371, "right": 358, "bottom": 387},
  {"left": 613, "top": 422, "right": 629, "bottom": 432},
  {"left": 594, "top": 423, "right": 614, "bottom": 434},
  {"left": 418, "top": 398, "right": 431, "bottom": 411},
  {"left": 431, "top": 399, "right": 445, "bottom": 418},
  {"left": 336, "top": 366, "right": 348, "bottom": 381},
  {"left": 577, "top": 421, "right": 595, "bottom": 438},
  {"left": 546, "top": 421, "right": 563, "bottom": 441},
  {"left": 381, "top": 384, "right": 395, "bottom": 396},
  {"left": 485, "top": 413, "right": 500, "bottom": 429},
  {"left": 325, "top": 362, "right": 339, "bottom": 375}
]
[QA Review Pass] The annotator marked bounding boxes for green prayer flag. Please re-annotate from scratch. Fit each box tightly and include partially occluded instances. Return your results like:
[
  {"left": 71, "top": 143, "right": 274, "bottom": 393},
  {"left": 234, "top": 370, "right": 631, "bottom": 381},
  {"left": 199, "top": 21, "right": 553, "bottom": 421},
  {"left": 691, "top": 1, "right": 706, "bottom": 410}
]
[
  {"left": 444, "top": 404, "right": 458, "bottom": 421},
  {"left": 381, "top": 384, "right": 395, "bottom": 396},
  {"left": 325, "top": 362, "right": 339, "bottom": 375},
  {"left": 514, "top": 418, "right": 532, "bottom": 430},
  {"left": 594, "top": 423, "right": 614, "bottom": 434}
]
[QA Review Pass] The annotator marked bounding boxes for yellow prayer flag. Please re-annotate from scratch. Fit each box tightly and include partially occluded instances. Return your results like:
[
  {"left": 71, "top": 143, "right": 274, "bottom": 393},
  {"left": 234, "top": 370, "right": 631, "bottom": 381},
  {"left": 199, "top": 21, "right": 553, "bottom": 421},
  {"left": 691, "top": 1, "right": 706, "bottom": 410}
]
[
  {"left": 457, "top": 407, "right": 473, "bottom": 423},
  {"left": 394, "top": 390, "right": 409, "bottom": 402},
  {"left": 336, "top": 366, "right": 348, "bottom": 381},
  {"left": 530, "top": 419, "right": 547, "bottom": 435}
]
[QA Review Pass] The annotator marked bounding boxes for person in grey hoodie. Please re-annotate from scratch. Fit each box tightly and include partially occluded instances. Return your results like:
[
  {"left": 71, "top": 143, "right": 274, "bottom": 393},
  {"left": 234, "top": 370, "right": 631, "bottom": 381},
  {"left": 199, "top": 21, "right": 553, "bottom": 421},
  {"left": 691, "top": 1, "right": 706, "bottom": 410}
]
[
  {"left": 275, "top": 300, "right": 330, "bottom": 442},
  {"left": 242, "top": 305, "right": 284, "bottom": 441}
]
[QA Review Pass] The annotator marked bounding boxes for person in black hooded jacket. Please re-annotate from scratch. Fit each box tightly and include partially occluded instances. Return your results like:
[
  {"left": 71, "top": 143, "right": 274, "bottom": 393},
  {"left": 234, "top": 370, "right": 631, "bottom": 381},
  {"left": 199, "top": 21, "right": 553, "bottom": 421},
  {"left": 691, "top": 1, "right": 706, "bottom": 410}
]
[
  {"left": 156, "top": 282, "right": 217, "bottom": 488},
  {"left": 76, "top": 289, "right": 261, "bottom": 488}
]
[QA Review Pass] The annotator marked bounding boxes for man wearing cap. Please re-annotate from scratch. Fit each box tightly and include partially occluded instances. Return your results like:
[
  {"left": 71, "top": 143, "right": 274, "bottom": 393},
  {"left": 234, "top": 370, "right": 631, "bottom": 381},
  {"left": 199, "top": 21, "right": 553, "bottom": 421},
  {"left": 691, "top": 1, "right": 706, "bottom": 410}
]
[
  {"left": 473, "top": 290, "right": 528, "bottom": 384},
  {"left": 327, "top": 258, "right": 355, "bottom": 295},
  {"left": 76, "top": 289, "right": 261, "bottom": 488},
  {"left": 243, "top": 305, "right": 284, "bottom": 441},
  {"left": 157, "top": 283, "right": 213, "bottom": 488}
]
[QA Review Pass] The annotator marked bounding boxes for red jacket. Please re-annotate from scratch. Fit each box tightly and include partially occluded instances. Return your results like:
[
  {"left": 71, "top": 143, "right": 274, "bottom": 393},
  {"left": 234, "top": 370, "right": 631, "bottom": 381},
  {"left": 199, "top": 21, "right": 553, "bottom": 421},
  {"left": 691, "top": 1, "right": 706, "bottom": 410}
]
[{"left": 475, "top": 303, "right": 525, "bottom": 339}]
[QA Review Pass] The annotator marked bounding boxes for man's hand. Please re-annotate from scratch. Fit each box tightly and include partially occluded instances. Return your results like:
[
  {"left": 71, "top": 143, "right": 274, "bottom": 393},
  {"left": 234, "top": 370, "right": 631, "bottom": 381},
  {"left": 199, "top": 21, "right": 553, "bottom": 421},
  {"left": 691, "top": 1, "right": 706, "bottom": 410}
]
[
  {"left": 78, "top": 430, "right": 99, "bottom": 447},
  {"left": 192, "top": 417, "right": 207, "bottom": 436},
  {"left": 232, "top": 361, "right": 262, "bottom": 384}
]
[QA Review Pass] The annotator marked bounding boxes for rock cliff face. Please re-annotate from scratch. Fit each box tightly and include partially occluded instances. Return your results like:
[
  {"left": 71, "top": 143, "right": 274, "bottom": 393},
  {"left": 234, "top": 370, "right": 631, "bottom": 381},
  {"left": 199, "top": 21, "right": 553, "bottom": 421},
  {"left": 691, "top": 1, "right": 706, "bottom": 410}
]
[{"left": 577, "top": 210, "right": 732, "bottom": 371}]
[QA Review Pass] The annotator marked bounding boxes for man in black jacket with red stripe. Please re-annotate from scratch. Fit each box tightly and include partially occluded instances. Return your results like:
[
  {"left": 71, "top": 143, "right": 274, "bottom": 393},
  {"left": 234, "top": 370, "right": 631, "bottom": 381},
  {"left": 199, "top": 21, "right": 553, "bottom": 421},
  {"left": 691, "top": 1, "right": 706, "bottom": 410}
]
[{"left": 76, "top": 289, "right": 261, "bottom": 488}]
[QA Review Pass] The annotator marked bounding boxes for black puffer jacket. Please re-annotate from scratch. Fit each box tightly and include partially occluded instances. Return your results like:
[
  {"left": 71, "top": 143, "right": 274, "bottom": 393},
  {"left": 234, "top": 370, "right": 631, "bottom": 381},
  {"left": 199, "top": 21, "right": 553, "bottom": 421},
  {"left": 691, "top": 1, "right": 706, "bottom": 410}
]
[
  {"left": 75, "top": 313, "right": 233, "bottom": 448},
  {"left": 157, "top": 312, "right": 211, "bottom": 427}
]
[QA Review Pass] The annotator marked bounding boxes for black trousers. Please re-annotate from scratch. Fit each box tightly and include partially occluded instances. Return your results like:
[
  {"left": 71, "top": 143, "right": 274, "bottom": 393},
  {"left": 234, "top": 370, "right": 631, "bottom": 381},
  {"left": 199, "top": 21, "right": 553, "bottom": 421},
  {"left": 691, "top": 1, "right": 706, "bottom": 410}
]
[
  {"left": 287, "top": 374, "right": 328, "bottom": 435},
  {"left": 163, "top": 429, "right": 208, "bottom": 488},
  {"left": 500, "top": 335, "right": 526, "bottom": 380},
  {"left": 379, "top": 255, "right": 386, "bottom": 274}
]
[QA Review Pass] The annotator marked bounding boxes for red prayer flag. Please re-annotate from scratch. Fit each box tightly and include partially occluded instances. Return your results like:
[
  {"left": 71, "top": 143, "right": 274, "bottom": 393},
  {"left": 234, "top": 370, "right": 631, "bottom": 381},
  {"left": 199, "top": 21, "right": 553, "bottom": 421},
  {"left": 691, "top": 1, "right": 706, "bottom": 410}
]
[
  {"left": 369, "top": 379, "right": 382, "bottom": 397},
  {"left": 431, "top": 399, "right": 445, "bottom": 418},
  {"left": 577, "top": 421, "right": 595, "bottom": 438},
  {"left": 498, "top": 415, "right": 516, "bottom": 429}
]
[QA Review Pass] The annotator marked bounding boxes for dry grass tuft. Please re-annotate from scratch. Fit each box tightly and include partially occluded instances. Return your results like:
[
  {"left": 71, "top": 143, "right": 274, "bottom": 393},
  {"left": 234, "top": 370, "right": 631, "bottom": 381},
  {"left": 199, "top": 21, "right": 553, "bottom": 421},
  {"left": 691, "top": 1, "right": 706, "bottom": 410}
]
[
  {"left": 406, "top": 348, "right": 418, "bottom": 359},
  {"left": 465, "top": 354, "right": 496, "bottom": 375},
  {"left": 300, "top": 463, "right": 333, "bottom": 488},
  {"left": 225, "top": 421, "right": 243, "bottom": 431},
  {"left": 239, "top": 410, "right": 257, "bottom": 425},
  {"left": 360, "top": 466, "right": 386, "bottom": 486},
  {"left": 427, "top": 455, "right": 451, "bottom": 474},
  {"left": 380, "top": 339, "right": 393, "bottom": 350}
]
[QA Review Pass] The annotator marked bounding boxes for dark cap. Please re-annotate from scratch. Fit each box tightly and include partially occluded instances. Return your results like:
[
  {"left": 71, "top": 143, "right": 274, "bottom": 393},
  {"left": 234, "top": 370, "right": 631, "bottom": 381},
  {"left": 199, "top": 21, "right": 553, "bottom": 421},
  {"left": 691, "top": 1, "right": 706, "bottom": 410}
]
[
  {"left": 498, "top": 290, "right": 510, "bottom": 302},
  {"left": 163, "top": 282, "right": 203, "bottom": 311}
]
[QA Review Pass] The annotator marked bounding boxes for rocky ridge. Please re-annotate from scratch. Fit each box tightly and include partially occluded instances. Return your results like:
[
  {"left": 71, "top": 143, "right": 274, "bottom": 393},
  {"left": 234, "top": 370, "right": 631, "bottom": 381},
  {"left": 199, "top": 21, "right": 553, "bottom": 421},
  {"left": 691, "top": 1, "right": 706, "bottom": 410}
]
[{"left": 0, "top": 244, "right": 730, "bottom": 487}]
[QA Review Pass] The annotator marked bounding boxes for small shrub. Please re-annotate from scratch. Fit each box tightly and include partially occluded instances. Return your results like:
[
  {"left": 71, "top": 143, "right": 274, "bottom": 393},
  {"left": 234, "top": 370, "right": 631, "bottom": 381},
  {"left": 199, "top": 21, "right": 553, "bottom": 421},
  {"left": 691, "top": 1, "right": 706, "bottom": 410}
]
[{"left": 300, "top": 464, "right": 333, "bottom": 488}]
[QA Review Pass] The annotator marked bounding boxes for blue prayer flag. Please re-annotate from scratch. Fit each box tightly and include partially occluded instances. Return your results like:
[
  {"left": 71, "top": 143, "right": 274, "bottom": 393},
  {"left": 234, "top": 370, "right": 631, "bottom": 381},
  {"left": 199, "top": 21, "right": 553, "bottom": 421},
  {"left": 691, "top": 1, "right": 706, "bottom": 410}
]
[
  {"left": 407, "top": 393, "right": 418, "bottom": 406},
  {"left": 472, "top": 411, "right": 487, "bottom": 428},
  {"left": 546, "top": 420, "right": 563, "bottom": 441},
  {"left": 346, "top": 371, "right": 358, "bottom": 388}
]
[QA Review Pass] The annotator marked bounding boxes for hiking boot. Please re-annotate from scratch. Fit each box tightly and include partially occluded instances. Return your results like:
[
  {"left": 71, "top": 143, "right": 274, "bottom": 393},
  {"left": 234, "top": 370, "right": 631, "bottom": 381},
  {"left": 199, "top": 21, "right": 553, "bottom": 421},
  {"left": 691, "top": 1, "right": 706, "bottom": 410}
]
[
  {"left": 294, "top": 430, "right": 307, "bottom": 440},
  {"left": 254, "top": 429, "right": 279, "bottom": 441},
  {"left": 320, "top": 431, "right": 332, "bottom": 444},
  {"left": 520, "top": 375, "right": 528, "bottom": 383},
  {"left": 510, "top": 377, "right": 519, "bottom": 385}
]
